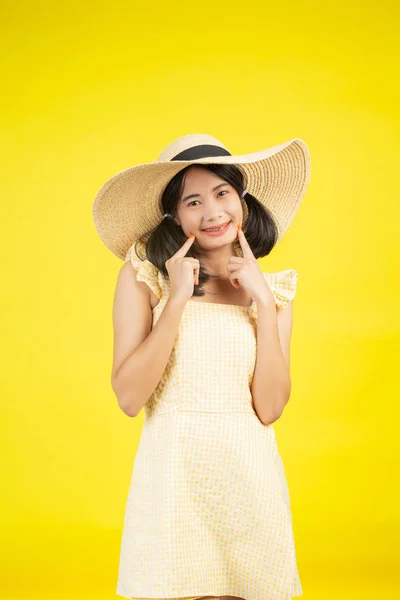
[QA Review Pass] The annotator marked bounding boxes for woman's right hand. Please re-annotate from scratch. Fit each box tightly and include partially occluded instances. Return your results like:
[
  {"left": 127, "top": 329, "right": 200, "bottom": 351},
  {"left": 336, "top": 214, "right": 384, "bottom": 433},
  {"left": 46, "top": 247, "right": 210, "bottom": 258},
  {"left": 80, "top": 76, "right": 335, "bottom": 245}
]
[{"left": 165, "top": 235, "right": 200, "bottom": 304}]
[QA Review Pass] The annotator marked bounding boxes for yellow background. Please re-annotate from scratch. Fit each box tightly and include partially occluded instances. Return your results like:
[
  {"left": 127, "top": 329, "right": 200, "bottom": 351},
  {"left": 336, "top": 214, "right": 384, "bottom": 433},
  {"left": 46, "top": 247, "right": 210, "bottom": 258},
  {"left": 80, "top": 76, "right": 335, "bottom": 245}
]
[{"left": 1, "top": 1, "right": 399, "bottom": 598}]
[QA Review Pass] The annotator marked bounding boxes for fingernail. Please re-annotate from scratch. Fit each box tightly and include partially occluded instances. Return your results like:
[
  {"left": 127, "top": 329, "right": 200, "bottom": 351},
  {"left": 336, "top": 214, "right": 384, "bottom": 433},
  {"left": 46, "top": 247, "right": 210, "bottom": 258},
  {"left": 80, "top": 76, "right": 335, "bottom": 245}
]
[
  {"left": 238, "top": 224, "right": 242, "bottom": 231},
  {"left": 189, "top": 233, "right": 195, "bottom": 238}
]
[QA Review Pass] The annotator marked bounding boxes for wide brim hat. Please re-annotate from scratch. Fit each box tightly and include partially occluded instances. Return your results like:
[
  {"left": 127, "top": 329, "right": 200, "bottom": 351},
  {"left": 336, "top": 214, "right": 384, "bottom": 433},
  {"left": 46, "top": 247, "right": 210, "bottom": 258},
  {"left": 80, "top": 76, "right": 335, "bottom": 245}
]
[{"left": 92, "top": 133, "right": 311, "bottom": 260}]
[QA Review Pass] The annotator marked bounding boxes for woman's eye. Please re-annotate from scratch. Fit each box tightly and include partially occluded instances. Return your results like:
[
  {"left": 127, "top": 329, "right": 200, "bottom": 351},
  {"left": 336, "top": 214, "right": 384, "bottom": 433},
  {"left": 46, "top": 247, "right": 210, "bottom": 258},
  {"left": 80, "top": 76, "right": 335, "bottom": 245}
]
[{"left": 188, "top": 191, "right": 227, "bottom": 207}]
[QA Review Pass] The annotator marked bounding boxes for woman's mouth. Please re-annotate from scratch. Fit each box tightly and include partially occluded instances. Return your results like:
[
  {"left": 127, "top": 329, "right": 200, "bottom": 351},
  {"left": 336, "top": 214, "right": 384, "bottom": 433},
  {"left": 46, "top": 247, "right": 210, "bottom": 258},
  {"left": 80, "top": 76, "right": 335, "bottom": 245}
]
[{"left": 201, "top": 221, "right": 232, "bottom": 237}]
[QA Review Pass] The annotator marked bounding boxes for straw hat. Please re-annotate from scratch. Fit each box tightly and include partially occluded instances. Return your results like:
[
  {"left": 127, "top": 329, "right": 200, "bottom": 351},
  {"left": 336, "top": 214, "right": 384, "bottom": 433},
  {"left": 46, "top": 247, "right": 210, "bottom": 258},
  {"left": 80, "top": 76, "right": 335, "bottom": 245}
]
[{"left": 92, "top": 133, "right": 311, "bottom": 260}]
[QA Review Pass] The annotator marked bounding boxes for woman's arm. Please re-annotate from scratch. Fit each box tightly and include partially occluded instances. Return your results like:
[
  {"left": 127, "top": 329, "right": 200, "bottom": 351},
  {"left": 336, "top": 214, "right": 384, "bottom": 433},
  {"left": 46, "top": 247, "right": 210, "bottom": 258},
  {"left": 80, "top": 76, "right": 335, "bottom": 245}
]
[
  {"left": 111, "top": 261, "right": 186, "bottom": 417},
  {"left": 250, "top": 300, "right": 294, "bottom": 425}
]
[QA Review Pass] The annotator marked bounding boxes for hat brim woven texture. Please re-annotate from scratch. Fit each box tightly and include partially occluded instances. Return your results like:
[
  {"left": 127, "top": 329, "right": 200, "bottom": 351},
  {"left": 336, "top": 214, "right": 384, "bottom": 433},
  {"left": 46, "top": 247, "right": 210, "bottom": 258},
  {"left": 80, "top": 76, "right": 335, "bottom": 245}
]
[{"left": 93, "top": 135, "right": 311, "bottom": 260}]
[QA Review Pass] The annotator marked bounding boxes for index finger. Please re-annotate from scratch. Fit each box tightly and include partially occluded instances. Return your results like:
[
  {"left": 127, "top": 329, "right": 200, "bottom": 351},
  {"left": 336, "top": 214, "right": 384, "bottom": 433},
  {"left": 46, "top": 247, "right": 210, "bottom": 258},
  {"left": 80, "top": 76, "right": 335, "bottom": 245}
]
[
  {"left": 172, "top": 234, "right": 195, "bottom": 258},
  {"left": 237, "top": 227, "right": 255, "bottom": 259}
]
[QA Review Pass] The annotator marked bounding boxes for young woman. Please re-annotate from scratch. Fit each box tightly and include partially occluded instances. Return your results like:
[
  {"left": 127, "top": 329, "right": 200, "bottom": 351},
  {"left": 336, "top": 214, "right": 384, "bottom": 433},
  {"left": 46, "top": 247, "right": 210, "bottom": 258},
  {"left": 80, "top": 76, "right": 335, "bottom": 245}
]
[{"left": 93, "top": 133, "right": 311, "bottom": 600}]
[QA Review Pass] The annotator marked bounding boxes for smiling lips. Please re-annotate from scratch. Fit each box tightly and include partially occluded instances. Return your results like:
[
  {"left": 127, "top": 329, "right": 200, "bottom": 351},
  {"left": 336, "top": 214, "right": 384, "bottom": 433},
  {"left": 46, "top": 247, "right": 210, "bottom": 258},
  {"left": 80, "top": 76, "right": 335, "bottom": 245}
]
[
  {"left": 202, "top": 221, "right": 231, "bottom": 232},
  {"left": 201, "top": 221, "right": 232, "bottom": 236}
]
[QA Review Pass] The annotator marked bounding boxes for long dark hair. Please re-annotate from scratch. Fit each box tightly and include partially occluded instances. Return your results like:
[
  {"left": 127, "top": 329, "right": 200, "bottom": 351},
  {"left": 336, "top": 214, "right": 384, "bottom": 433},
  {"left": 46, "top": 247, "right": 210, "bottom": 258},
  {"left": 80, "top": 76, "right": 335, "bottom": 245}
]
[{"left": 133, "top": 164, "right": 279, "bottom": 297}]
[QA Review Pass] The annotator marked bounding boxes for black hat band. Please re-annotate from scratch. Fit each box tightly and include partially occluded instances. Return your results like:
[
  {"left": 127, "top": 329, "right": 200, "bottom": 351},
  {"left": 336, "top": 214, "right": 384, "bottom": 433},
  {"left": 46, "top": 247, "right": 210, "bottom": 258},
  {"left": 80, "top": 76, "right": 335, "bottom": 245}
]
[{"left": 170, "top": 144, "right": 232, "bottom": 161}]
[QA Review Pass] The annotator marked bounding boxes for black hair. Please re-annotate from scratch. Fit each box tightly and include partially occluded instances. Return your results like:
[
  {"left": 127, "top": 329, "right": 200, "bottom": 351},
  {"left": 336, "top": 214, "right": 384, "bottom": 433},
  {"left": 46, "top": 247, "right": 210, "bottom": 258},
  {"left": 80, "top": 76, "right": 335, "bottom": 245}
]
[{"left": 133, "top": 164, "right": 279, "bottom": 297}]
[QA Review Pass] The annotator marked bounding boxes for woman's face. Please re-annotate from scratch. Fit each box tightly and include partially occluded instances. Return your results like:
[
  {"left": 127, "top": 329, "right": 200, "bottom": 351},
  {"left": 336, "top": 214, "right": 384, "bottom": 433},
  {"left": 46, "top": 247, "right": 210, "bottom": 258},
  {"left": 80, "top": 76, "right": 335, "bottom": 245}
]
[{"left": 175, "top": 167, "right": 243, "bottom": 246}]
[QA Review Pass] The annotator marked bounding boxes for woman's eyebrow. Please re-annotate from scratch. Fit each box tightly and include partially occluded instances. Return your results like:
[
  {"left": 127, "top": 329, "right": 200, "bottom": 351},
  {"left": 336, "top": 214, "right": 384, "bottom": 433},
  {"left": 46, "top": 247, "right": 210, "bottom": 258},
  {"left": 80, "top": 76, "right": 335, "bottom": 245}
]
[{"left": 181, "top": 182, "right": 229, "bottom": 204}]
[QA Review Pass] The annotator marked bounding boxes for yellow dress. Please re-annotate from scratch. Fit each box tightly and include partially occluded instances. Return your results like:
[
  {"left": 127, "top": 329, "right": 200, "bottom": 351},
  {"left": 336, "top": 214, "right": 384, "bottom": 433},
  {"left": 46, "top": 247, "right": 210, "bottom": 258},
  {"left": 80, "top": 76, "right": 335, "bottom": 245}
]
[{"left": 116, "top": 240, "right": 303, "bottom": 600}]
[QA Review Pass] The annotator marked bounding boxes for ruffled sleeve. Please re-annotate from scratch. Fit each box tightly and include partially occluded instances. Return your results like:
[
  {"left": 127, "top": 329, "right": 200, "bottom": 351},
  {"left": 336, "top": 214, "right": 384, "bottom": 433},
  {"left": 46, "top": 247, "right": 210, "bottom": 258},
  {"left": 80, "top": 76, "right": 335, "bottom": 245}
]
[
  {"left": 124, "top": 240, "right": 163, "bottom": 300},
  {"left": 263, "top": 269, "right": 299, "bottom": 309}
]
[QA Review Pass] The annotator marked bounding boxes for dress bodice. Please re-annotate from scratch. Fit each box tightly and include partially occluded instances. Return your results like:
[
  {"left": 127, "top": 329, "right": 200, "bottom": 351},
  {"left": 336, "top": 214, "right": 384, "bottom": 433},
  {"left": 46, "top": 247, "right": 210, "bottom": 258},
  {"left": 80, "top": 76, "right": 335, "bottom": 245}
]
[{"left": 124, "top": 240, "right": 298, "bottom": 421}]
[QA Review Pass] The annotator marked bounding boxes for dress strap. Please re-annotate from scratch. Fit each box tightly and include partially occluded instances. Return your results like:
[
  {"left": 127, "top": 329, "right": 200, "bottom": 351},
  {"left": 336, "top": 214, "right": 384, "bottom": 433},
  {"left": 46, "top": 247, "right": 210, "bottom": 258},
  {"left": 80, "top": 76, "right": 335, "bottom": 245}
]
[
  {"left": 263, "top": 269, "right": 299, "bottom": 309},
  {"left": 125, "top": 240, "right": 163, "bottom": 300}
]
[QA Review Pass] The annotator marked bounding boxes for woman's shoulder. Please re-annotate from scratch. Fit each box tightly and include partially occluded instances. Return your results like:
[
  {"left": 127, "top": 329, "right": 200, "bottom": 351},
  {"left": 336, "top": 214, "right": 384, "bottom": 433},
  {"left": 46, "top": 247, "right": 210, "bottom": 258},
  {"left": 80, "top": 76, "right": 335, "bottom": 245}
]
[
  {"left": 262, "top": 268, "right": 299, "bottom": 309},
  {"left": 124, "top": 240, "right": 164, "bottom": 303}
]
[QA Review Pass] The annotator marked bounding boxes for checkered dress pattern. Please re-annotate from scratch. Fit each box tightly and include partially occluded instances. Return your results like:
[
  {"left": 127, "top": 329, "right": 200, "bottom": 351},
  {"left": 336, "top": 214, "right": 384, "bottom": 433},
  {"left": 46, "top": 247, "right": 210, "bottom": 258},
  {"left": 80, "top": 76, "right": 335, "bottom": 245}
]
[{"left": 116, "top": 241, "right": 302, "bottom": 600}]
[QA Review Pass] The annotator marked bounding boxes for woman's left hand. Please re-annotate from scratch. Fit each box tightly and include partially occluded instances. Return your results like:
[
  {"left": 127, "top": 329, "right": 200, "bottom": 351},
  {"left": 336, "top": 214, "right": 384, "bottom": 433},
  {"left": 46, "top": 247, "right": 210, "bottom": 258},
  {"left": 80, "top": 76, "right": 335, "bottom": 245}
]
[{"left": 227, "top": 226, "right": 275, "bottom": 307}]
